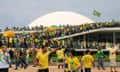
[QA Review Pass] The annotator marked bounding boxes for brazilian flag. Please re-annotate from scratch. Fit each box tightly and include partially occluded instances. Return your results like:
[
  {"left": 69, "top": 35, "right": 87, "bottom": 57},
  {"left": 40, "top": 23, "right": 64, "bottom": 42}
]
[{"left": 93, "top": 10, "right": 101, "bottom": 17}]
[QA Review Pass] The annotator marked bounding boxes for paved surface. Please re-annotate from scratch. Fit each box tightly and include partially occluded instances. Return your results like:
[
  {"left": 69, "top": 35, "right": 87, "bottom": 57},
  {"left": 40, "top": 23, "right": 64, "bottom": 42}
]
[
  {"left": 94, "top": 62, "right": 120, "bottom": 67},
  {"left": 9, "top": 65, "right": 120, "bottom": 72}
]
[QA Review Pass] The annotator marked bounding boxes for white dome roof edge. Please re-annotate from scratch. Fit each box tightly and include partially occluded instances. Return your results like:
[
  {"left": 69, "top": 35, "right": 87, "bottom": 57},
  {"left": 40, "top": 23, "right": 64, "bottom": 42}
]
[{"left": 28, "top": 11, "right": 94, "bottom": 27}]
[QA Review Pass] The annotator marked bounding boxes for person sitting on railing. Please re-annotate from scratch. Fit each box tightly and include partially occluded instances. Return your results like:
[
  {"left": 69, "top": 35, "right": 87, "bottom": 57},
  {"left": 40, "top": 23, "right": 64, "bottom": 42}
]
[
  {"left": 89, "top": 23, "right": 95, "bottom": 30},
  {"left": 84, "top": 24, "right": 88, "bottom": 31},
  {"left": 105, "top": 22, "right": 112, "bottom": 27},
  {"left": 79, "top": 25, "right": 83, "bottom": 32},
  {"left": 96, "top": 23, "right": 102, "bottom": 29}
]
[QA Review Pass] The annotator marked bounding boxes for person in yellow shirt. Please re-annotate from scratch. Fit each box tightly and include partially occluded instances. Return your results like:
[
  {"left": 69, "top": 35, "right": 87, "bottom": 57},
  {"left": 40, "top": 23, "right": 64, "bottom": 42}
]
[
  {"left": 56, "top": 48, "right": 64, "bottom": 69},
  {"left": 81, "top": 50, "right": 94, "bottom": 72},
  {"left": 64, "top": 50, "right": 80, "bottom": 72},
  {"left": 26, "top": 48, "right": 30, "bottom": 66},
  {"left": 36, "top": 46, "right": 62, "bottom": 72},
  {"left": 37, "top": 47, "right": 42, "bottom": 55},
  {"left": 0, "top": 48, "right": 2, "bottom": 52},
  {"left": 9, "top": 37, "right": 13, "bottom": 47}
]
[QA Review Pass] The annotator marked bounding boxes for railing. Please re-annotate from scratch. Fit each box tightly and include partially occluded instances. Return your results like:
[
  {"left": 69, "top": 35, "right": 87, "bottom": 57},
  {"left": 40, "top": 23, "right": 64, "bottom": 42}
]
[{"left": 53, "top": 27, "right": 120, "bottom": 40}]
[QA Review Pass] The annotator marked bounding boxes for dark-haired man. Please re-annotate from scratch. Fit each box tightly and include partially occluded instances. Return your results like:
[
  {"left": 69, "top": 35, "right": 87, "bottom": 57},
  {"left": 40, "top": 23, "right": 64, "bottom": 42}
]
[
  {"left": 96, "top": 47, "right": 105, "bottom": 70},
  {"left": 81, "top": 50, "right": 94, "bottom": 72},
  {"left": 36, "top": 46, "right": 61, "bottom": 72},
  {"left": 56, "top": 47, "right": 64, "bottom": 69},
  {"left": 107, "top": 44, "right": 118, "bottom": 72},
  {"left": 64, "top": 50, "right": 80, "bottom": 72}
]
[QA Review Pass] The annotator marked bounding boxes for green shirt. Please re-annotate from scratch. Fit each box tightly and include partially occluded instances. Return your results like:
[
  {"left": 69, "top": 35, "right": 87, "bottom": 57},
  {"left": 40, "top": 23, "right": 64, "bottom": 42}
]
[{"left": 96, "top": 50, "right": 104, "bottom": 58}]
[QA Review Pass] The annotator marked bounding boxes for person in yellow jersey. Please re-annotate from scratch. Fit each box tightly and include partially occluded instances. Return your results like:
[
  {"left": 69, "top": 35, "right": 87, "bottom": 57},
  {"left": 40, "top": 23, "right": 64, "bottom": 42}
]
[
  {"left": 56, "top": 47, "right": 64, "bottom": 69},
  {"left": 81, "top": 50, "right": 95, "bottom": 72},
  {"left": 9, "top": 37, "right": 13, "bottom": 47},
  {"left": 26, "top": 48, "right": 30, "bottom": 66},
  {"left": 64, "top": 48, "right": 70, "bottom": 71},
  {"left": 37, "top": 47, "right": 42, "bottom": 55},
  {"left": 63, "top": 50, "right": 80, "bottom": 72},
  {"left": 34, "top": 37, "right": 39, "bottom": 48},
  {"left": 0, "top": 48, "right": 2, "bottom": 53},
  {"left": 19, "top": 36, "right": 24, "bottom": 48},
  {"left": 36, "top": 45, "right": 62, "bottom": 72}
]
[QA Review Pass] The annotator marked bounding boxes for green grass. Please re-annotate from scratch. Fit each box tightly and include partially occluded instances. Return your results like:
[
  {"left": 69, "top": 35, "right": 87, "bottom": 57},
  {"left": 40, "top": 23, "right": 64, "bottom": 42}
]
[
  {"left": 12, "top": 55, "right": 120, "bottom": 63},
  {"left": 51, "top": 55, "right": 120, "bottom": 62}
]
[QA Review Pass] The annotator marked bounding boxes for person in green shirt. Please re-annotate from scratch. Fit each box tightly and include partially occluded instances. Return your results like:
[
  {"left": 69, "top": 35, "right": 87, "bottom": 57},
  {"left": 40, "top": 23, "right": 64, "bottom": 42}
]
[
  {"left": 96, "top": 46, "right": 105, "bottom": 70},
  {"left": 14, "top": 37, "right": 18, "bottom": 48}
]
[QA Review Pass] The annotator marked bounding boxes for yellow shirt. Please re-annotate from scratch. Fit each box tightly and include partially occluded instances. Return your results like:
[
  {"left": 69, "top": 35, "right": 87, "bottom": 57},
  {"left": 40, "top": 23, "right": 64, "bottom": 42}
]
[
  {"left": 80, "top": 26, "right": 83, "bottom": 30},
  {"left": 101, "top": 42, "right": 105, "bottom": 46},
  {"left": 43, "top": 40, "right": 46, "bottom": 46},
  {"left": 65, "top": 57, "right": 80, "bottom": 71},
  {"left": 9, "top": 37, "right": 12, "bottom": 43},
  {"left": 20, "top": 37, "right": 24, "bottom": 43},
  {"left": 26, "top": 50, "right": 30, "bottom": 58},
  {"left": 62, "top": 40, "right": 65, "bottom": 46},
  {"left": 82, "top": 54, "right": 94, "bottom": 68},
  {"left": 37, "top": 49, "right": 42, "bottom": 55},
  {"left": 57, "top": 41, "right": 60, "bottom": 46},
  {"left": 83, "top": 41, "right": 86, "bottom": 47},
  {"left": 0, "top": 49, "right": 2, "bottom": 52},
  {"left": 35, "top": 38, "right": 39, "bottom": 43},
  {"left": 92, "top": 42, "right": 96, "bottom": 47},
  {"left": 56, "top": 49, "right": 64, "bottom": 59},
  {"left": 36, "top": 51, "right": 51, "bottom": 70}
]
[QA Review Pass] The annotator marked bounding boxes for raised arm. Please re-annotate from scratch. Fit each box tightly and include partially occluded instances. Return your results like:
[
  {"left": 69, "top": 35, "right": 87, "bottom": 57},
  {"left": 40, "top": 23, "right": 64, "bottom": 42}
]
[{"left": 49, "top": 46, "right": 63, "bottom": 53}]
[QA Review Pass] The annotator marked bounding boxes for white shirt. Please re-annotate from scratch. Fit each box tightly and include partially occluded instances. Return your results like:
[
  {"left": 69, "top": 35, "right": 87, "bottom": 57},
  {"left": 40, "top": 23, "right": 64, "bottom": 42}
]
[{"left": 107, "top": 47, "right": 117, "bottom": 59}]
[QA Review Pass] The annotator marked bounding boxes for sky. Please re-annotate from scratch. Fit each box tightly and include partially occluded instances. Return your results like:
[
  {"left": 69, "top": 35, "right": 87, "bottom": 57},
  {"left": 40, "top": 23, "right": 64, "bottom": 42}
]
[{"left": 0, "top": 0, "right": 120, "bottom": 29}]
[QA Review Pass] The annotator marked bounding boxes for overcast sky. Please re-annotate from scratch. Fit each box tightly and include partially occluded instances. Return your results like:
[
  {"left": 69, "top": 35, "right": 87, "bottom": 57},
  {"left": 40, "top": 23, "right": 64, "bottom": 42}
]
[{"left": 0, "top": 0, "right": 120, "bottom": 29}]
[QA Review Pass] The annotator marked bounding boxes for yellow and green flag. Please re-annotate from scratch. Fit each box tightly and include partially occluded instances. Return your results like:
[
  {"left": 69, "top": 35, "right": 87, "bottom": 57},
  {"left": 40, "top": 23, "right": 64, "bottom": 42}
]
[{"left": 93, "top": 10, "right": 101, "bottom": 17}]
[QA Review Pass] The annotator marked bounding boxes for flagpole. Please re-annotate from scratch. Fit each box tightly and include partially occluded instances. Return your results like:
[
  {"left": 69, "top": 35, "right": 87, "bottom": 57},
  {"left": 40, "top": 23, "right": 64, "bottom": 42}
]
[{"left": 113, "top": 32, "right": 116, "bottom": 44}]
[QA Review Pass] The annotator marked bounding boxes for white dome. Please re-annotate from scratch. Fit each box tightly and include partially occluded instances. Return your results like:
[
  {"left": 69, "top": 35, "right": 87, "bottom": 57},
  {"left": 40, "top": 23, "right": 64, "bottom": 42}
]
[{"left": 28, "top": 11, "right": 94, "bottom": 27}]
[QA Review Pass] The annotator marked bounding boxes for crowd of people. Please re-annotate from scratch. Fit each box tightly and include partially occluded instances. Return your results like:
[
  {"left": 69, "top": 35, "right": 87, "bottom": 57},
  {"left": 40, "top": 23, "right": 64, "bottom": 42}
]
[
  {"left": 0, "top": 22, "right": 119, "bottom": 72},
  {"left": 0, "top": 22, "right": 120, "bottom": 49},
  {"left": 0, "top": 34, "right": 118, "bottom": 50},
  {"left": 1, "top": 21, "right": 120, "bottom": 32},
  {"left": 0, "top": 43, "right": 119, "bottom": 72}
]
